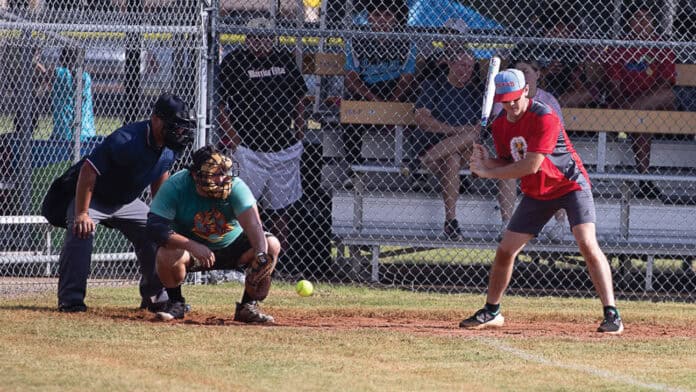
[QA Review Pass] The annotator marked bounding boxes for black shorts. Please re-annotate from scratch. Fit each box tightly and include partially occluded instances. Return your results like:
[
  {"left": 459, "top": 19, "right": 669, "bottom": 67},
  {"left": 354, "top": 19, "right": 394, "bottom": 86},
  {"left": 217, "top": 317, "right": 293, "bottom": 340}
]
[
  {"left": 187, "top": 232, "right": 273, "bottom": 272},
  {"left": 507, "top": 189, "right": 596, "bottom": 235}
]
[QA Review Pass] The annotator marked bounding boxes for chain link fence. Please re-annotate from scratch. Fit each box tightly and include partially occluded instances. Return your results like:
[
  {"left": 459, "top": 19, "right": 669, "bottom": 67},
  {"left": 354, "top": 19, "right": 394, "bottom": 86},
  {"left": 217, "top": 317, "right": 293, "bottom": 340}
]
[{"left": 2, "top": 0, "right": 695, "bottom": 300}]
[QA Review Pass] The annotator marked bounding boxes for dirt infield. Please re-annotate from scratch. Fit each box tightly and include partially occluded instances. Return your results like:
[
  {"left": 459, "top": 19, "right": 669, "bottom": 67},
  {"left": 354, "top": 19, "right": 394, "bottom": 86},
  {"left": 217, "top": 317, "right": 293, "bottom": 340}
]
[{"left": 98, "top": 307, "right": 696, "bottom": 340}]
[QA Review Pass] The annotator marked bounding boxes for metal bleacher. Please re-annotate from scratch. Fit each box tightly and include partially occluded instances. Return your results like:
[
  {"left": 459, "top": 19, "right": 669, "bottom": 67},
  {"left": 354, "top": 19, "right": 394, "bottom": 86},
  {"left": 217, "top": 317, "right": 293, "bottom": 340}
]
[{"left": 311, "top": 59, "right": 696, "bottom": 284}]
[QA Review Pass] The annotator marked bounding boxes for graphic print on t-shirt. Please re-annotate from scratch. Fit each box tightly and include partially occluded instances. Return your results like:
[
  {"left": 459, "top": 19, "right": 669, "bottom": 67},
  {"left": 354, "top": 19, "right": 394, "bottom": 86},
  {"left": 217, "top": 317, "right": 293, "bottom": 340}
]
[
  {"left": 192, "top": 208, "right": 234, "bottom": 243},
  {"left": 510, "top": 136, "right": 527, "bottom": 162},
  {"left": 247, "top": 66, "right": 287, "bottom": 78}
]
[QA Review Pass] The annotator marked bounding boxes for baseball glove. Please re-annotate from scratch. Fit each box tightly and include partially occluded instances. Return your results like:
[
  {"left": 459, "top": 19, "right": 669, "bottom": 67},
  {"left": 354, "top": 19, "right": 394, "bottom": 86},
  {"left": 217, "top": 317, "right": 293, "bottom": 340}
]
[{"left": 245, "top": 253, "right": 277, "bottom": 301}]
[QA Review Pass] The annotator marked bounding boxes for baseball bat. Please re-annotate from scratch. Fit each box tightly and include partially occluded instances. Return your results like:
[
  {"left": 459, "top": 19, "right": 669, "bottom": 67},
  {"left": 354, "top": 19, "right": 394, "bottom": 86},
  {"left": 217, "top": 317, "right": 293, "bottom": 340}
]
[{"left": 480, "top": 55, "right": 501, "bottom": 128}]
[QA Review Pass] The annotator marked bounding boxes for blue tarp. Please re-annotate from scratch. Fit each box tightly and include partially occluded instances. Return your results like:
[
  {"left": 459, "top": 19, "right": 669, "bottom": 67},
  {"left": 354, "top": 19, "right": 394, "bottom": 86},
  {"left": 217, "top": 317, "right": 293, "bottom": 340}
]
[
  {"left": 407, "top": 0, "right": 502, "bottom": 30},
  {"left": 352, "top": 0, "right": 503, "bottom": 59},
  {"left": 407, "top": 0, "right": 503, "bottom": 59}
]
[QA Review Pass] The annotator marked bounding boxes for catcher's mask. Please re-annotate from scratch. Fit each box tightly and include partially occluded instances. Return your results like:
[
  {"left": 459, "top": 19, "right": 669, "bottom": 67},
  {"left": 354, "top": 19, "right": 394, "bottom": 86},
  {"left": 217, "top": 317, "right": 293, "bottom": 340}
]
[
  {"left": 153, "top": 93, "right": 195, "bottom": 153},
  {"left": 192, "top": 147, "right": 239, "bottom": 199}
]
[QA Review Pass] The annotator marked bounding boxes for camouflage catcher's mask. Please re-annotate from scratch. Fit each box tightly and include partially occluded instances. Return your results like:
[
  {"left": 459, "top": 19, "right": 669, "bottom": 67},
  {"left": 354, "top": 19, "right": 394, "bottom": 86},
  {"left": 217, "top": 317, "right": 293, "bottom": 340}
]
[{"left": 193, "top": 152, "right": 238, "bottom": 199}]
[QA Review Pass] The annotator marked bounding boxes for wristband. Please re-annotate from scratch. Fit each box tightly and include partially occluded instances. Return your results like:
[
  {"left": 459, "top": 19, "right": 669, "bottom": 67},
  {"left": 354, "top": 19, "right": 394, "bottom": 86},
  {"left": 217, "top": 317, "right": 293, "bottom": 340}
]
[{"left": 256, "top": 252, "right": 269, "bottom": 266}]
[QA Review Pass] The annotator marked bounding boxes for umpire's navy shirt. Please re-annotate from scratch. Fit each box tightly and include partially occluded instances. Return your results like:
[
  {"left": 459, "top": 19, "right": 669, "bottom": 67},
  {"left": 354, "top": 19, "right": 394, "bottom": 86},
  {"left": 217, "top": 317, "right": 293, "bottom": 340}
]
[{"left": 85, "top": 120, "right": 176, "bottom": 205}]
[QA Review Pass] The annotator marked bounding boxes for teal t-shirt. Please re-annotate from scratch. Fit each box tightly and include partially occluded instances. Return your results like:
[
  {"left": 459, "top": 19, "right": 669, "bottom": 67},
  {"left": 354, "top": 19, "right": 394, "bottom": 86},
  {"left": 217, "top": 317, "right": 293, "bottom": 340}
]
[
  {"left": 150, "top": 170, "right": 256, "bottom": 250},
  {"left": 51, "top": 66, "right": 96, "bottom": 141}
]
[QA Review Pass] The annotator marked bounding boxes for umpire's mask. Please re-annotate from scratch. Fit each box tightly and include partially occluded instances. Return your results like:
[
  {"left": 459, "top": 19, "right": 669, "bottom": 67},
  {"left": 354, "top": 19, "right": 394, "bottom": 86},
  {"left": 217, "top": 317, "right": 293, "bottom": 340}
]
[
  {"left": 191, "top": 146, "right": 239, "bottom": 199},
  {"left": 153, "top": 93, "right": 195, "bottom": 153}
]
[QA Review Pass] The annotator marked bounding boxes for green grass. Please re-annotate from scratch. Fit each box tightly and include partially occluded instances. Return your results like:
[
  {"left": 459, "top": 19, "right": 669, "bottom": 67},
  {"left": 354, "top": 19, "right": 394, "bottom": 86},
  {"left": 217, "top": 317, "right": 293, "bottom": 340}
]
[
  {"left": 1, "top": 284, "right": 695, "bottom": 391},
  {"left": 0, "top": 115, "right": 122, "bottom": 139},
  {"left": 347, "top": 245, "right": 691, "bottom": 274}
]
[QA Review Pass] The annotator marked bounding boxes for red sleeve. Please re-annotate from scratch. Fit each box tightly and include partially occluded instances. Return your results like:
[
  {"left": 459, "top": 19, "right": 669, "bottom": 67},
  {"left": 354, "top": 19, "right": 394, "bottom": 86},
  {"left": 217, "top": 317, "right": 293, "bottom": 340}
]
[
  {"left": 526, "top": 114, "right": 559, "bottom": 154},
  {"left": 491, "top": 119, "right": 509, "bottom": 159},
  {"left": 661, "top": 49, "right": 676, "bottom": 85}
]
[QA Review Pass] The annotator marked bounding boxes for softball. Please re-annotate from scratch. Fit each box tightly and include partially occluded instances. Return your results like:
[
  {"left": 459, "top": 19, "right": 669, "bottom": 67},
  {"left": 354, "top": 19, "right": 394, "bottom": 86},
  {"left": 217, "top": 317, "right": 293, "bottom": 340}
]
[
  {"left": 303, "top": 0, "right": 321, "bottom": 8},
  {"left": 296, "top": 280, "right": 314, "bottom": 297}
]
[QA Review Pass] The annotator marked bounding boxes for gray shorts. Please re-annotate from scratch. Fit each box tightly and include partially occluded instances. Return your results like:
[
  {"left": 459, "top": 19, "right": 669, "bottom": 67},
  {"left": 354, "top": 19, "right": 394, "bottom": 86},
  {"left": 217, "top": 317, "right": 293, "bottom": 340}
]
[
  {"left": 234, "top": 141, "right": 303, "bottom": 211},
  {"left": 507, "top": 189, "right": 596, "bottom": 235}
]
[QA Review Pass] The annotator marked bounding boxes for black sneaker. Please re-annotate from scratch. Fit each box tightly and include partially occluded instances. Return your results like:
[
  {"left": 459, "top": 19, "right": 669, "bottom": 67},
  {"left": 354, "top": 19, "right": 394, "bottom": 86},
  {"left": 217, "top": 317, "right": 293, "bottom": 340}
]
[
  {"left": 234, "top": 301, "right": 274, "bottom": 324},
  {"left": 58, "top": 303, "right": 87, "bottom": 313},
  {"left": 444, "top": 219, "right": 463, "bottom": 240},
  {"left": 459, "top": 308, "right": 505, "bottom": 329},
  {"left": 156, "top": 301, "right": 187, "bottom": 321},
  {"left": 141, "top": 298, "right": 191, "bottom": 314},
  {"left": 597, "top": 309, "right": 624, "bottom": 335}
]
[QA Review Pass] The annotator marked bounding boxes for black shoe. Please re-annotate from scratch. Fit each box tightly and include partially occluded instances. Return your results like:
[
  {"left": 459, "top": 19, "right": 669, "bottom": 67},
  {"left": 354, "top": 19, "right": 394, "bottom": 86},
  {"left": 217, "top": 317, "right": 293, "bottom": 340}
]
[
  {"left": 444, "top": 219, "right": 462, "bottom": 240},
  {"left": 459, "top": 308, "right": 505, "bottom": 329},
  {"left": 234, "top": 301, "right": 274, "bottom": 324},
  {"left": 156, "top": 301, "right": 187, "bottom": 321},
  {"left": 635, "top": 180, "right": 663, "bottom": 200},
  {"left": 58, "top": 303, "right": 87, "bottom": 313},
  {"left": 141, "top": 297, "right": 191, "bottom": 314},
  {"left": 597, "top": 308, "right": 624, "bottom": 335}
]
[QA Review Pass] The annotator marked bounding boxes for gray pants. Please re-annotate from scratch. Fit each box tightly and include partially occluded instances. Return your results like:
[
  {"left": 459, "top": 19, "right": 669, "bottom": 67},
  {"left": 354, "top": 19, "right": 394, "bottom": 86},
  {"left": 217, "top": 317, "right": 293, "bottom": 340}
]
[{"left": 57, "top": 197, "right": 164, "bottom": 308}]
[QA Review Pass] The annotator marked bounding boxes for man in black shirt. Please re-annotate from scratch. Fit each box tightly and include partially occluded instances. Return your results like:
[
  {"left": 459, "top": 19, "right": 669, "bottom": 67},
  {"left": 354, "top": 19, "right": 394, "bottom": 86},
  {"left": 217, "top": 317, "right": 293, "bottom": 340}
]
[{"left": 217, "top": 17, "right": 308, "bottom": 254}]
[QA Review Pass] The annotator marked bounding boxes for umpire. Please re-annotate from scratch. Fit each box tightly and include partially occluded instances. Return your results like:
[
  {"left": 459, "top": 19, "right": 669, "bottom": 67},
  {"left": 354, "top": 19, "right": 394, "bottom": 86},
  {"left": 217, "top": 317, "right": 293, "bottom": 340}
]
[{"left": 46, "top": 93, "right": 195, "bottom": 312}]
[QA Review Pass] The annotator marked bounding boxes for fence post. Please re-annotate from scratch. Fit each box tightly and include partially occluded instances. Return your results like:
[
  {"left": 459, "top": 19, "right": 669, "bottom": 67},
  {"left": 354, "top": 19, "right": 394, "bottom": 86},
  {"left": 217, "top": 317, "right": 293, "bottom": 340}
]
[
  {"left": 72, "top": 48, "right": 85, "bottom": 164},
  {"left": 125, "top": 0, "right": 143, "bottom": 123},
  {"left": 196, "top": 0, "right": 210, "bottom": 150}
]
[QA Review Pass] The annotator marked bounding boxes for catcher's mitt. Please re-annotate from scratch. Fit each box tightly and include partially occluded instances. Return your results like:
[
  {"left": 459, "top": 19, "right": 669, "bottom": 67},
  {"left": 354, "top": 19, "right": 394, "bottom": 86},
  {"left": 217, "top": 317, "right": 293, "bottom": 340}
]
[{"left": 245, "top": 252, "right": 277, "bottom": 301}]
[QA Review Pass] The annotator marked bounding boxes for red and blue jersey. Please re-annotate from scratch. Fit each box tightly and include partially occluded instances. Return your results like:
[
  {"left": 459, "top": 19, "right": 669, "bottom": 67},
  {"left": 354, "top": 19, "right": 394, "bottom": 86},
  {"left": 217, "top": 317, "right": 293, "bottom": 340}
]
[{"left": 491, "top": 100, "right": 591, "bottom": 200}]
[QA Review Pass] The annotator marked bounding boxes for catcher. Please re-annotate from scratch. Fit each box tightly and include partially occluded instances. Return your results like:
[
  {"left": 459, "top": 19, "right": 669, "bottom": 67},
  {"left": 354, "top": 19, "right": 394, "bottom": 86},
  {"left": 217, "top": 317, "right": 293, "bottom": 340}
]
[{"left": 146, "top": 145, "right": 280, "bottom": 323}]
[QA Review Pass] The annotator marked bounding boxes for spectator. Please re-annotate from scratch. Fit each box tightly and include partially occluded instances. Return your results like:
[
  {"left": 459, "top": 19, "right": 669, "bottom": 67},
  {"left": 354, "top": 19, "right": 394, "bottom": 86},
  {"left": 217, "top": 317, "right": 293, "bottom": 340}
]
[
  {"left": 51, "top": 46, "right": 96, "bottom": 142},
  {"left": 558, "top": 48, "right": 611, "bottom": 109},
  {"left": 412, "top": 46, "right": 480, "bottom": 239},
  {"left": 461, "top": 69, "right": 623, "bottom": 335},
  {"left": 45, "top": 93, "right": 194, "bottom": 313},
  {"left": 606, "top": 5, "right": 676, "bottom": 199},
  {"left": 673, "top": 9, "right": 696, "bottom": 113},
  {"left": 217, "top": 17, "right": 307, "bottom": 256},
  {"left": 0, "top": 41, "right": 47, "bottom": 135},
  {"left": 492, "top": 57, "right": 567, "bottom": 241},
  {"left": 537, "top": 4, "right": 581, "bottom": 99},
  {"left": 148, "top": 145, "right": 280, "bottom": 323},
  {"left": 0, "top": 43, "right": 47, "bottom": 214},
  {"left": 533, "top": 3, "right": 608, "bottom": 110},
  {"left": 342, "top": 0, "right": 416, "bottom": 171}
]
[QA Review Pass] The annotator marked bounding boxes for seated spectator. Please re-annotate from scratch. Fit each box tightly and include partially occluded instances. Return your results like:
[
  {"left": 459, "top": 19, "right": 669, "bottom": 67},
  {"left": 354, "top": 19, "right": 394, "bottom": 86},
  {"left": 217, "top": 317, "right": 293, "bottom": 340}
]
[
  {"left": 606, "top": 5, "right": 676, "bottom": 199},
  {"left": 537, "top": 4, "right": 582, "bottom": 100},
  {"left": 51, "top": 47, "right": 96, "bottom": 142},
  {"left": 530, "top": 4, "right": 609, "bottom": 111},
  {"left": 412, "top": 46, "right": 480, "bottom": 239},
  {"left": 673, "top": 9, "right": 696, "bottom": 113},
  {"left": 342, "top": 0, "right": 416, "bottom": 172},
  {"left": 558, "top": 50, "right": 611, "bottom": 109},
  {"left": 491, "top": 57, "right": 567, "bottom": 241}
]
